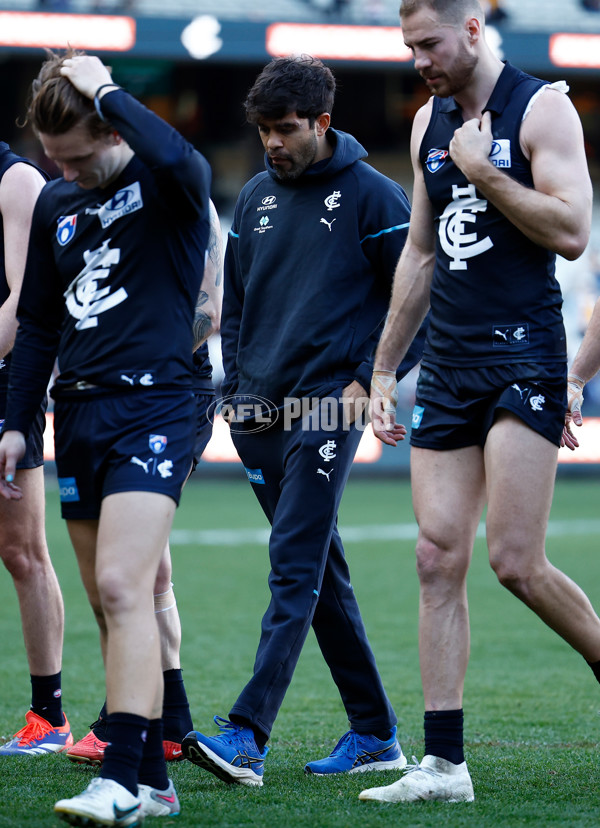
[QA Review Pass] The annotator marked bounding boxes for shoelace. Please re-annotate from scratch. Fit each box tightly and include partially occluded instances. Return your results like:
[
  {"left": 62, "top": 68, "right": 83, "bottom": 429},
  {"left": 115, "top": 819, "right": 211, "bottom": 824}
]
[
  {"left": 12, "top": 717, "right": 52, "bottom": 746},
  {"left": 333, "top": 731, "right": 357, "bottom": 757},
  {"left": 213, "top": 715, "right": 255, "bottom": 746},
  {"left": 404, "top": 756, "right": 441, "bottom": 778},
  {"left": 213, "top": 715, "right": 242, "bottom": 734}
]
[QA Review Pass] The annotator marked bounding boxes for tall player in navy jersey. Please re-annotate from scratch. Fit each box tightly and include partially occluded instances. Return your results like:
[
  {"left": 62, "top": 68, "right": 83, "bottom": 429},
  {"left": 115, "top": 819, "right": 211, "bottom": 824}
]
[
  {"left": 365, "top": 0, "right": 600, "bottom": 804},
  {"left": 0, "top": 147, "right": 73, "bottom": 757},
  {"left": 0, "top": 52, "right": 212, "bottom": 826}
]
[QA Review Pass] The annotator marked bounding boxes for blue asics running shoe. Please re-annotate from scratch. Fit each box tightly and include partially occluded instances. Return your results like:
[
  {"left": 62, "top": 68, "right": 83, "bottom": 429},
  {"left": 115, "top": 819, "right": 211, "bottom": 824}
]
[
  {"left": 182, "top": 716, "right": 268, "bottom": 787},
  {"left": 304, "top": 726, "right": 407, "bottom": 775}
]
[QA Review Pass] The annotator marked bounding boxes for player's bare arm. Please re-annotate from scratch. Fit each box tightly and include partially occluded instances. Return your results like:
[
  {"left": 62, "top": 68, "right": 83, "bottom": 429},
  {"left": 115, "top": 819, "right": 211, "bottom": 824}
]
[
  {"left": 0, "top": 163, "right": 45, "bottom": 359},
  {"left": 561, "top": 296, "right": 600, "bottom": 451},
  {"left": 370, "top": 104, "right": 434, "bottom": 446},
  {"left": 193, "top": 199, "right": 223, "bottom": 351},
  {"left": 450, "top": 90, "right": 592, "bottom": 260}
]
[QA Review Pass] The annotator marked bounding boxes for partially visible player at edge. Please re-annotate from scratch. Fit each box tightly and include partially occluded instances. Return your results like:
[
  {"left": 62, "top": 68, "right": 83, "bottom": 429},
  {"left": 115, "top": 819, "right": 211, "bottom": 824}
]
[
  {"left": 562, "top": 295, "right": 600, "bottom": 450},
  {"left": 0, "top": 146, "right": 72, "bottom": 757},
  {"left": 66, "top": 199, "right": 223, "bottom": 767},
  {"left": 363, "top": 0, "right": 600, "bottom": 804},
  {"left": 0, "top": 51, "right": 212, "bottom": 827}
]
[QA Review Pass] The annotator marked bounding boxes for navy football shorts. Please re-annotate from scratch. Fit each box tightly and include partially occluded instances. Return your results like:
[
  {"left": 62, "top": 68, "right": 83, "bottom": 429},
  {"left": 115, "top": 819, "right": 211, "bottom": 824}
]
[
  {"left": 191, "top": 392, "right": 214, "bottom": 473},
  {"left": 53, "top": 388, "right": 196, "bottom": 520},
  {"left": 410, "top": 362, "right": 567, "bottom": 450},
  {"left": 0, "top": 368, "right": 47, "bottom": 469}
]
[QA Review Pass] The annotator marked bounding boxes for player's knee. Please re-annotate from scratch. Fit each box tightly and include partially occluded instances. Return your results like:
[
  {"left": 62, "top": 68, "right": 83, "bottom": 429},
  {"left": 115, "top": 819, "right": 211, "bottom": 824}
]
[
  {"left": 0, "top": 542, "right": 49, "bottom": 583},
  {"left": 96, "top": 568, "right": 137, "bottom": 618},
  {"left": 489, "top": 549, "right": 535, "bottom": 596},
  {"left": 415, "top": 535, "right": 469, "bottom": 586}
]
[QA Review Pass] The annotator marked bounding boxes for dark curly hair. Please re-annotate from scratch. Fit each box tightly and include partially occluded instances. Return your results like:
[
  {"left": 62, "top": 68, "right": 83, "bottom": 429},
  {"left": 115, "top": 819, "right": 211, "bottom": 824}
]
[
  {"left": 244, "top": 56, "right": 336, "bottom": 126},
  {"left": 24, "top": 49, "right": 114, "bottom": 138}
]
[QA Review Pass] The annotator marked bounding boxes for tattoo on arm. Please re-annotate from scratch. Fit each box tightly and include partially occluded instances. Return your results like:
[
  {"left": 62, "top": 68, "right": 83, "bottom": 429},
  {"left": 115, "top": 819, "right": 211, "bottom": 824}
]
[
  {"left": 193, "top": 291, "right": 211, "bottom": 349},
  {"left": 207, "top": 223, "right": 223, "bottom": 287}
]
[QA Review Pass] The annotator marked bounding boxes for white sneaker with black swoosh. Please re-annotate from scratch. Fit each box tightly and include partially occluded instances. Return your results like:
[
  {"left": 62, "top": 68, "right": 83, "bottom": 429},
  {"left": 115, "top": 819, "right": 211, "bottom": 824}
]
[{"left": 54, "top": 777, "right": 141, "bottom": 826}]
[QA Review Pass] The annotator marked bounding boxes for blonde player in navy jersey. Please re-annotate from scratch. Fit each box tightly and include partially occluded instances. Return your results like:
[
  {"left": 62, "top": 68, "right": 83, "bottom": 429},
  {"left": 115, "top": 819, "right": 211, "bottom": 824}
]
[
  {"left": 0, "top": 51, "right": 212, "bottom": 826},
  {"left": 65, "top": 199, "right": 222, "bottom": 768},
  {"left": 366, "top": 0, "right": 600, "bottom": 804}
]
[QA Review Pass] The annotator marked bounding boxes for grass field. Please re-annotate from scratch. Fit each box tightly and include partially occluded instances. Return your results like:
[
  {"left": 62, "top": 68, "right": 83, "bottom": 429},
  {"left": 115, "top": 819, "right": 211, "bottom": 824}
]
[{"left": 1, "top": 472, "right": 600, "bottom": 827}]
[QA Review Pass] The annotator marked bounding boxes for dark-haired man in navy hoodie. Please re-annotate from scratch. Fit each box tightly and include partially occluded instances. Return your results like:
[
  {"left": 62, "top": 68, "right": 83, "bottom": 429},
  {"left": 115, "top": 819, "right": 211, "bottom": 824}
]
[{"left": 183, "top": 55, "right": 424, "bottom": 786}]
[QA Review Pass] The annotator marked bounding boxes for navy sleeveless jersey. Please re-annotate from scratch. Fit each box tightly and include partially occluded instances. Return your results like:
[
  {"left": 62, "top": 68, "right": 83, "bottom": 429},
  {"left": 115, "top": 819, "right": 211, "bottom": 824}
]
[
  {"left": 420, "top": 61, "right": 566, "bottom": 367},
  {"left": 5, "top": 89, "right": 212, "bottom": 435}
]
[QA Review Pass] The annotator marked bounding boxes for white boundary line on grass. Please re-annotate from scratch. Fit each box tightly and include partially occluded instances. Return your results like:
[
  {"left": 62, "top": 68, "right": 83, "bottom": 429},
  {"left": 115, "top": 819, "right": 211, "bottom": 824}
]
[{"left": 170, "top": 518, "right": 600, "bottom": 546}]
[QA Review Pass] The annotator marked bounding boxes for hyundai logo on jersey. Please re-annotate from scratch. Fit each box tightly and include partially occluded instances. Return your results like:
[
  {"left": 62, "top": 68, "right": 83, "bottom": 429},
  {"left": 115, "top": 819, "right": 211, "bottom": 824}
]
[
  {"left": 56, "top": 214, "right": 77, "bottom": 246},
  {"left": 489, "top": 139, "right": 511, "bottom": 168},
  {"left": 426, "top": 148, "right": 449, "bottom": 173},
  {"left": 97, "top": 182, "right": 143, "bottom": 228}
]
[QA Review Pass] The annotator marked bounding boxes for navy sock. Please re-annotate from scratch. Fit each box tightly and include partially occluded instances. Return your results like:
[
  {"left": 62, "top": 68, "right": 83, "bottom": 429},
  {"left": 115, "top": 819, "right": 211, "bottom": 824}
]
[
  {"left": 372, "top": 730, "right": 393, "bottom": 742},
  {"left": 30, "top": 672, "right": 63, "bottom": 727},
  {"left": 138, "top": 718, "right": 169, "bottom": 791},
  {"left": 93, "top": 701, "right": 109, "bottom": 739},
  {"left": 162, "top": 669, "right": 193, "bottom": 742},
  {"left": 424, "top": 709, "right": 465, "bottom": 765},
  {"left": 101, "top": 712, "right": 148, "bottom": 796}
]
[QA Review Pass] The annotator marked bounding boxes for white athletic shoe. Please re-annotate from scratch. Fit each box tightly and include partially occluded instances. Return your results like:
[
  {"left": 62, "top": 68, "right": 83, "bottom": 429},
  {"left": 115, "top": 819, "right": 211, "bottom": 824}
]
[
  {"left": 54, "top": 777, "right": 142, "bottom": 826},
  {"left": 358, "top": 754, "right": 474, "bottom": 803},
  {"left": 138, "top": 779, "right": 180, "bottom": 817}
]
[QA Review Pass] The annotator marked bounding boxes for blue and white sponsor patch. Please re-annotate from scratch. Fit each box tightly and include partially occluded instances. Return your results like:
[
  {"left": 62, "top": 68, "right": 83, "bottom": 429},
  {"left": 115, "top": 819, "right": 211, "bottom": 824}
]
[
  {"left": 58, "top": 477, "right": 80, "bottom": 502},
  {"left": 425, "top": 148, "right": 448, "bottom": 173},
  {"left": 57, "top": 215, "right": 77, "bottom": 246},
  {"left": 97, "top": 182, "right": 143, "bottom": 229},
  {"left": 244, "top": 467, "right": 265, "bottom": 485},
  {"left": 489, "top": 139, "right": 511, "bottom": 168},
  {"left": 412, "top": 405, "right": 425, "bottom": 429},
  {"left": 149, "top": 434, "right": 168, "bottom": 454}
]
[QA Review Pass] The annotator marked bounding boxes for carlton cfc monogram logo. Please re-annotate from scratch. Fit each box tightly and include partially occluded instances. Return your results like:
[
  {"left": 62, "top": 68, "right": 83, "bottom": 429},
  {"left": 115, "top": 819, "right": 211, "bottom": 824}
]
[
  {"left": 318, "top": 440, "right": 337, "bottom": 462},
  {"left": 438, "top": 184, "right": 493, "bottom": 270},
  {"left": 324, "top": 191, "right": 341, "bottom": 211}
]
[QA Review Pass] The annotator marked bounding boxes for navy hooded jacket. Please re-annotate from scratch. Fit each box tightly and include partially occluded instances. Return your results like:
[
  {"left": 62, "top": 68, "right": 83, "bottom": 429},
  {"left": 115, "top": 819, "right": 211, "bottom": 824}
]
[{"left": 221, "top": 128, "right": 423, "bottom": 409}]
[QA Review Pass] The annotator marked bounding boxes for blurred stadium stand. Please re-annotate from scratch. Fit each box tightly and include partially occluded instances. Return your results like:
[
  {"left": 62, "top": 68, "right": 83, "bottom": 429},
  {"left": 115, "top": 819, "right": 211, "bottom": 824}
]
[{"left": 0, "top": 0, "right": 597, "bottom": 28}]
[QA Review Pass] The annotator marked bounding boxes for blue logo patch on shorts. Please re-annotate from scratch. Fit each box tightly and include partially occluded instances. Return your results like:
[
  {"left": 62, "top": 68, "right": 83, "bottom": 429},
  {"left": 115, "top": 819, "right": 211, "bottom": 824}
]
[
  {"left": 149, "top": 434, "right": 168, "bottom": 454},
  {"left": 244, "top": 467, "right": 265, "bottom": 485},
  {"left": 412, "top": 405, "right": 425, "bottom": 429},
  {"left": 58, "top": 477, "right": 80, "bottom": 502}
]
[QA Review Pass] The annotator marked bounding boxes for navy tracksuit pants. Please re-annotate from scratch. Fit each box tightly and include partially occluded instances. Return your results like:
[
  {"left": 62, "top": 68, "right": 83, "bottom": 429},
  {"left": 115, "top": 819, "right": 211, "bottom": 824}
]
[{"left": 229, "top": 398, "right": 396, "bottom": 740}]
